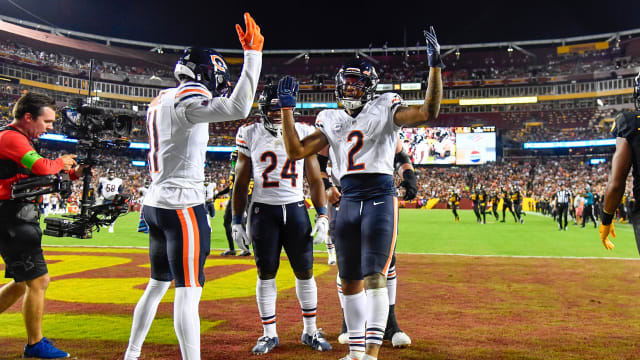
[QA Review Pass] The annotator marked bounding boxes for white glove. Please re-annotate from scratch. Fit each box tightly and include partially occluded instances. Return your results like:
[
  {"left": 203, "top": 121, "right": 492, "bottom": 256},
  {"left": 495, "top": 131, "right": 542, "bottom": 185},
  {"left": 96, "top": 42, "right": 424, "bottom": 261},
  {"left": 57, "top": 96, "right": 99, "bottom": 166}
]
[
  {"left": 311, "top": 215, "right": 329, "bottom": 245},
  {"left": 231, "top": 224, "right": 250, "bottom": 252}
]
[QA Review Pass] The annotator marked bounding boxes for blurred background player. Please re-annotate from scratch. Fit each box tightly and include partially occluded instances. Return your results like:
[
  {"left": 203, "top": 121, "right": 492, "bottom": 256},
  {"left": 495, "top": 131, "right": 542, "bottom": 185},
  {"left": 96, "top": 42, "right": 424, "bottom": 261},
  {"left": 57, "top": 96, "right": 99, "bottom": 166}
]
[
  {"left": 510, "top": 185, "right": 524, "bottom": 224},
  {"left": 98, "top": 168, "right": 123, "bottom": 233},
  {"left": 500, "top": 186, "right": 517, "bottom": 223},
  {"left": 123, "top": 13, "right": 263, "bottom": 360},
  {"left": 471, "top": 185, "right": 481, "bottom": 223},
  {"left": 490, "top": 189, "right": 500, "bottom": 221},
  {"left": 217, "top": 150, "right": 253, "bottom": 256},
  {"left": 449, "top": 188, "right": 460, "bottom": 222},
  {"left": 477, "top": 184, "right": 487, "bottom": 224},
  {"left": 280, "top": 26, "right": 443, "bottom": 360},
  {"left": 599, "top": 71, "right": 640, "bottom": 252},
  {"left": 137, "top": 179, "right": 150, "bottom": 233},
  {"left": 204, "top": 175, "right": 216, "bottom": 222},
  {"left": 231, "top": 79, "right": 332, "bottom": 355}
]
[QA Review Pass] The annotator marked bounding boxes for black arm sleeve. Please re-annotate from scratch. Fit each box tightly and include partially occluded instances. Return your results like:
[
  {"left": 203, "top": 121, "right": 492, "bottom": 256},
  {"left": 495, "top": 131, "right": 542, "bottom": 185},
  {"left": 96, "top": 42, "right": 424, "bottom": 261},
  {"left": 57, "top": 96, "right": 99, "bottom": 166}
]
[
  {"left": 317, "top": 154, "right": 328, "bottom": 173},
  {"left": 394, "top": 150, "right": 411, "bottom": 170}
]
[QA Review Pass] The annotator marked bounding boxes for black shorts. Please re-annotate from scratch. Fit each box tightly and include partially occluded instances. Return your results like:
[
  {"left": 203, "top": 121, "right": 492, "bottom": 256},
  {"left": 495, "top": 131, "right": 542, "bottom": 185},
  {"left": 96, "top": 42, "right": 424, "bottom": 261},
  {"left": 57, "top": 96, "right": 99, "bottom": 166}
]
[
  {"left": 143, "top": 204, "right": 211, "bottom": 288},
  {"left": 249, "top": 201, "right": 314, "bottom": 275},
  {"left": 334, "top": 195, "right": 398, "bottom": 280},
  {"left": 0, "top": 202, "right": 47, "bottom": 282}
]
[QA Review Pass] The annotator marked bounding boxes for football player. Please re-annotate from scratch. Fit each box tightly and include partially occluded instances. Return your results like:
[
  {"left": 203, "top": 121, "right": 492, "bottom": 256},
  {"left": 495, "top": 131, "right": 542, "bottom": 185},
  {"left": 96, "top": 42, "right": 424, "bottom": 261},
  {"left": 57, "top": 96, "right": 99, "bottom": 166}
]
[
  {"left": 477, "top": 184, "right": 487, "bottom": 224},
  {"left": 500, "top": 186, "right": 518, "bottom": 223},
  {"left": 490, "top": 189, "right": 500, "bottom": 221},
  {"left": 599, "top": 71, "right": 640, "bottom": 251},
  {"left": 280, "top": 27, "right": 443, "bottom": 360},
  {"left": 218, "top": 150, "right": 253, "bottom": 256},
  {"left": 137, "top": 179, "right": 150, "bottom": 233},
  {"left": 470, "top": 185, "right": 481, "bottom": 223},
  {"left": 204, "top": 175, "right": 216, "bottom": 220},
  {"left": 449, "top": 188, "right": 460, "bottom": 222},
  {"left": 232, "top": 81, "right": 332, "bottom": 355},
  {"left": 327, "top": 138, "right": 415, "bottom": 349},
  {"left": 123, "top": 13, "right": 263, "bottom": 360},
  {"left": 98, "top": 168, "right": 123, "bottom": 233},
  {"left": 511, "top": 185, "right": 524, "bottom": 224}
]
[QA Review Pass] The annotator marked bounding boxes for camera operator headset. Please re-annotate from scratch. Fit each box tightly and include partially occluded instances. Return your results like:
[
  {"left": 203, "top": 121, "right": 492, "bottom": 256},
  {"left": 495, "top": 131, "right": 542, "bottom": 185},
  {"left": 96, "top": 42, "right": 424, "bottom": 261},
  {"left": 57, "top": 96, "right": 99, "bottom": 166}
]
[{"left": 0, "top": 91, "right": 87, "bottom": 358}]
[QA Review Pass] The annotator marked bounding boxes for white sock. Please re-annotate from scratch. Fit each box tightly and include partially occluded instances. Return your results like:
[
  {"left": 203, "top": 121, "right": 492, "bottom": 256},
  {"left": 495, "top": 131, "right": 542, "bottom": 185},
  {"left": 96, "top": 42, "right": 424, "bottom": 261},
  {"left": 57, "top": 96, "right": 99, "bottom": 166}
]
[
  {"left": 386, "top": 265, "right": 397, "bottom": 306},
  {"left": 174, "top": 287, "right": 203, "bottom": 360},
  {"left": 365, "top": 288, "right": 389, "bottom": 347},
  {"left": 362, "top": 355, "right": 377, "bottom": 360},
  {"left": 344, "top": 290, "right": 366, "bottom": 354},
  {"left": 256, "top": 278, "right": 277, "bottom": 338},
  {"left": 295, "top": 276, "right": 317, "bottom": 335},
  {"left": 124, "top": 279, "right": 170, "bottom": 360}
]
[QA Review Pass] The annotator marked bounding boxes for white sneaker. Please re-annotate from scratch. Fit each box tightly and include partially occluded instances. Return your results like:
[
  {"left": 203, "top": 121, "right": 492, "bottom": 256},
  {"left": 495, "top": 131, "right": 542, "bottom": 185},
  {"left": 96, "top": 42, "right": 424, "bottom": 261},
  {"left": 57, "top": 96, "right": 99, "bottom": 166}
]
[
  {"left": 338, "top": 332, "right": 349, "bottom": 345},
  {"left": 328, "top": 248, "right": 337, "bottom": 266},
  {"left": 391, "top": 331, "right": 412, "bottom": 348},
  {"left": 108, "top": 226, "right": 114, "bottom": 233}
]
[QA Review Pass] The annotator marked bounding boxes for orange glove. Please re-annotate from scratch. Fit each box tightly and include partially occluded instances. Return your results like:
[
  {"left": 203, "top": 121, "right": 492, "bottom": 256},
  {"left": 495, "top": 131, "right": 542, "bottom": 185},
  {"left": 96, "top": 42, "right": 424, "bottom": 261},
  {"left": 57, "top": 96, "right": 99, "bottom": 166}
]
[
  {"left": 235, "top": 12, "right": 264, "bottom": 52},
  {"left": 599, "top": 223, "right": 616, "bottom": 250}
]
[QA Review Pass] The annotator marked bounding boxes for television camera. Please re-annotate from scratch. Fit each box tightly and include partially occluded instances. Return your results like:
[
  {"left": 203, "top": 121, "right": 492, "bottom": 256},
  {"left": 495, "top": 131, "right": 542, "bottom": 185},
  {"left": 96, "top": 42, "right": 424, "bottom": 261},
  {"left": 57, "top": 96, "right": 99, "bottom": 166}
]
[{"left": 10, "top": 59, "right": 136, "bottom": 238}]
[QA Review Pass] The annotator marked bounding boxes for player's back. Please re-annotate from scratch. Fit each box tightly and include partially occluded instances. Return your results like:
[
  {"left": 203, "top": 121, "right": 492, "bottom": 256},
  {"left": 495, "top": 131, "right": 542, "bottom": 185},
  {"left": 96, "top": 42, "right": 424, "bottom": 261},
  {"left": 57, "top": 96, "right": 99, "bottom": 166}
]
[{"left": 144, "top": 82, "right": 211, "bottom": 209}]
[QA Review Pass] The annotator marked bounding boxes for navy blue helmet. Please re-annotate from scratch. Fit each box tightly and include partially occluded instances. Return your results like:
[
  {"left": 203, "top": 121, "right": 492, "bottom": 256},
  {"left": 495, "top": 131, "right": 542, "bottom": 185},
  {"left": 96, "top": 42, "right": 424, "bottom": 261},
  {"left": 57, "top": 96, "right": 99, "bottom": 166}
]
[
  {"left": 174, "top": 47, "right": 231, "bottom": 97},
  {"left": 335, "top": 59, "right": 379, "bottom": 111},
  {"left": 258, "top": 84, "right": 283, "bottom": 135}
]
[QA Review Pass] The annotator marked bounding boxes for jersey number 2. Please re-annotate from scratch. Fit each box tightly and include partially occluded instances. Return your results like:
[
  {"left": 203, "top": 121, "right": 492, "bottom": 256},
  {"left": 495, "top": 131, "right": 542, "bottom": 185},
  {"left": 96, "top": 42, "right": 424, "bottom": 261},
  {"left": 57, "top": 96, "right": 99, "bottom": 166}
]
[
  {"left": 260, "top": 152, "right": 298, "bottom": 188},
  {"left": 347, "top": 131, "right": 365, "bottom": 171}
]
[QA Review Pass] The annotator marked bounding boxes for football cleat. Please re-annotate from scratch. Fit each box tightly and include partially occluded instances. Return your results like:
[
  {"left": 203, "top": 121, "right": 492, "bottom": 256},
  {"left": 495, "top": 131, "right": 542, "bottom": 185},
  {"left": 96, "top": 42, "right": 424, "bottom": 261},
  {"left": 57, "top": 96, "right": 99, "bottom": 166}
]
[
  {"left": 220, "top": 249, "right": 237, "bottom": 256},
  {"left": 328, "top": 248, "right": 337, "bottom": 265},
  {"left": 23, "top": 337, "right": 70, "bottom": 359},
  {"left": 338, "top": 332, "right": 349, "bottom": 345},
  {"left": 391, "top": 331, "right": 412, "bottom": 348},
  {"left": 238, "top": 250, "right": 252, "bottom": 256},
  {"left": 301, "top": 329, "right": 332, "bottom": 351},
  {"left": 251, "top": 336, "right": 279, "bottom": 355}
]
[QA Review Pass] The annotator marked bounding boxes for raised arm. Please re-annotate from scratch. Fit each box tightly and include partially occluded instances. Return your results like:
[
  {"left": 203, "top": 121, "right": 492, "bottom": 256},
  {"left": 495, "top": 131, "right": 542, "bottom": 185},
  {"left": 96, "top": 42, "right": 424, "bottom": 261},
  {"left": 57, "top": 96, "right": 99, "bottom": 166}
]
[
  {"left": 278, "top": 76, "right": 329, "bottom": 160},
  {"left": 185, "top": 13, "right": 263, "bottom": 123},
  {"left": 394, "top": 26, "right": 443, "bottom": 128}
]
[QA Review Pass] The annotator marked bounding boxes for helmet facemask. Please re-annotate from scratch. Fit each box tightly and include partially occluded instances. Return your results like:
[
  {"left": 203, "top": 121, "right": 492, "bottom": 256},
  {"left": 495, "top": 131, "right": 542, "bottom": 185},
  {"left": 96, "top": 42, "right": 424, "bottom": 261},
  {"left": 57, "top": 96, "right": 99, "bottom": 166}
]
[
  {"left": 335, "top": 62, "right": 379, "bottom": 112},
  {"left": 258, "top": 85, "right": 283, "bottom": 137}
]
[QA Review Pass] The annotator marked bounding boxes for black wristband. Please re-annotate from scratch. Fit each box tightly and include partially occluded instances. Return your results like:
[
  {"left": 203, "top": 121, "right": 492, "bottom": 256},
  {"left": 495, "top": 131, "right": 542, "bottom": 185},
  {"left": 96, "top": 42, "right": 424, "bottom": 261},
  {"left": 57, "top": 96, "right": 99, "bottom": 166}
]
[
  {"left": 322, "top": 177, "right": 333, "bottom": 190},
  {"left": 601, "top": 210, "right": 614, "bottom": 226}
]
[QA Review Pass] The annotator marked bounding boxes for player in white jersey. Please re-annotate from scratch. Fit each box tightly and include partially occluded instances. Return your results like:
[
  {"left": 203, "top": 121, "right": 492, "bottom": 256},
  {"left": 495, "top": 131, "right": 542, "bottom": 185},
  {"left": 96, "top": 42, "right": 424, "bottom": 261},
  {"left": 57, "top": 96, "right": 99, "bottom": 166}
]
[
  {"left": 232, "top": 82, "right": 332, "bottom": 355},
  {"left": 204, "top": 176, "right": 217, "bottom": 221},
  {"left": 281, "top": 28, "right": 443, "bottom": 360},
  {"left": 137, "top": 179, "right": 150, "bottom": 233},
  {"left": 98, "top": 168, "right": 123, "bottom": 232},
  {"left": 123, "top": 13, "right": 263, "bottom": 360}
]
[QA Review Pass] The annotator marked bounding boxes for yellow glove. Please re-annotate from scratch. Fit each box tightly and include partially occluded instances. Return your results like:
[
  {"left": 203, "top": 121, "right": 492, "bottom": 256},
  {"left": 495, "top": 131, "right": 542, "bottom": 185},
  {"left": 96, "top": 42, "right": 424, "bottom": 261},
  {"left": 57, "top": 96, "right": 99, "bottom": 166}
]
[{"left": 599, "top": 223, "right": 616, "bottom": 250}]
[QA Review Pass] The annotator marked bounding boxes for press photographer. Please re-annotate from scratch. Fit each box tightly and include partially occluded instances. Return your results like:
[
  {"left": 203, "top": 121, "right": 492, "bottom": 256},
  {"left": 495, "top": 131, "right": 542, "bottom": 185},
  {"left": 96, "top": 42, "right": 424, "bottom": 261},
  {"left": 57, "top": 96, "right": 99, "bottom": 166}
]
[{"left": 0, "top": 91, "right": 87, "bottom": 358}]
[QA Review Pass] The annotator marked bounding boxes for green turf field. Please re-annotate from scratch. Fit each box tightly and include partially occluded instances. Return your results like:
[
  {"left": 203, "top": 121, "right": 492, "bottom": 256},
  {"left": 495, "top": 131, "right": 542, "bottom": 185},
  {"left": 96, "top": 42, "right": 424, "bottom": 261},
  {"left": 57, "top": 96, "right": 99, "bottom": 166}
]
[{"left": 41, "top": 209, "right": 639, "bottom": 258}]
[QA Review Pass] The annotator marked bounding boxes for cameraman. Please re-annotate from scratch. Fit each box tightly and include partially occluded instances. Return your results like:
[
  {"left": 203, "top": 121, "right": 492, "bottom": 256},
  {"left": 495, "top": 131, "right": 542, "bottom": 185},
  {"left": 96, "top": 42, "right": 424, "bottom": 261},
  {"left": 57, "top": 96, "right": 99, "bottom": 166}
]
[{"left": 0, "top": 91, "right": 86, "bottom": 359}]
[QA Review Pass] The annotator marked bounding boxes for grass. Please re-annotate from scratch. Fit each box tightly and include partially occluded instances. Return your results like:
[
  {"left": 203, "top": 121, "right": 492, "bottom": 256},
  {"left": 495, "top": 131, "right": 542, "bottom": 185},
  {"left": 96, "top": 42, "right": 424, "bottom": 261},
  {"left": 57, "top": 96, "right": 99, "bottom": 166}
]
[{"left": 41, "top": 208, "right": 639, "bottom": 258}]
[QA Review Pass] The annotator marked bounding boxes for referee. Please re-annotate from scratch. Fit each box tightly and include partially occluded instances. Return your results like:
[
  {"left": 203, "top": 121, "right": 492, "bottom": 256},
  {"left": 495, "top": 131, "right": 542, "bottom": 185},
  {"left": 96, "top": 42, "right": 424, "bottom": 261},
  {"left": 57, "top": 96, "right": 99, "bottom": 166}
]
[
  {"left": 600, "top": 71, "right": 640, "bottom": 250},
  {"left": 554, "top": 182, "right": 572, "bottom": 231}
]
